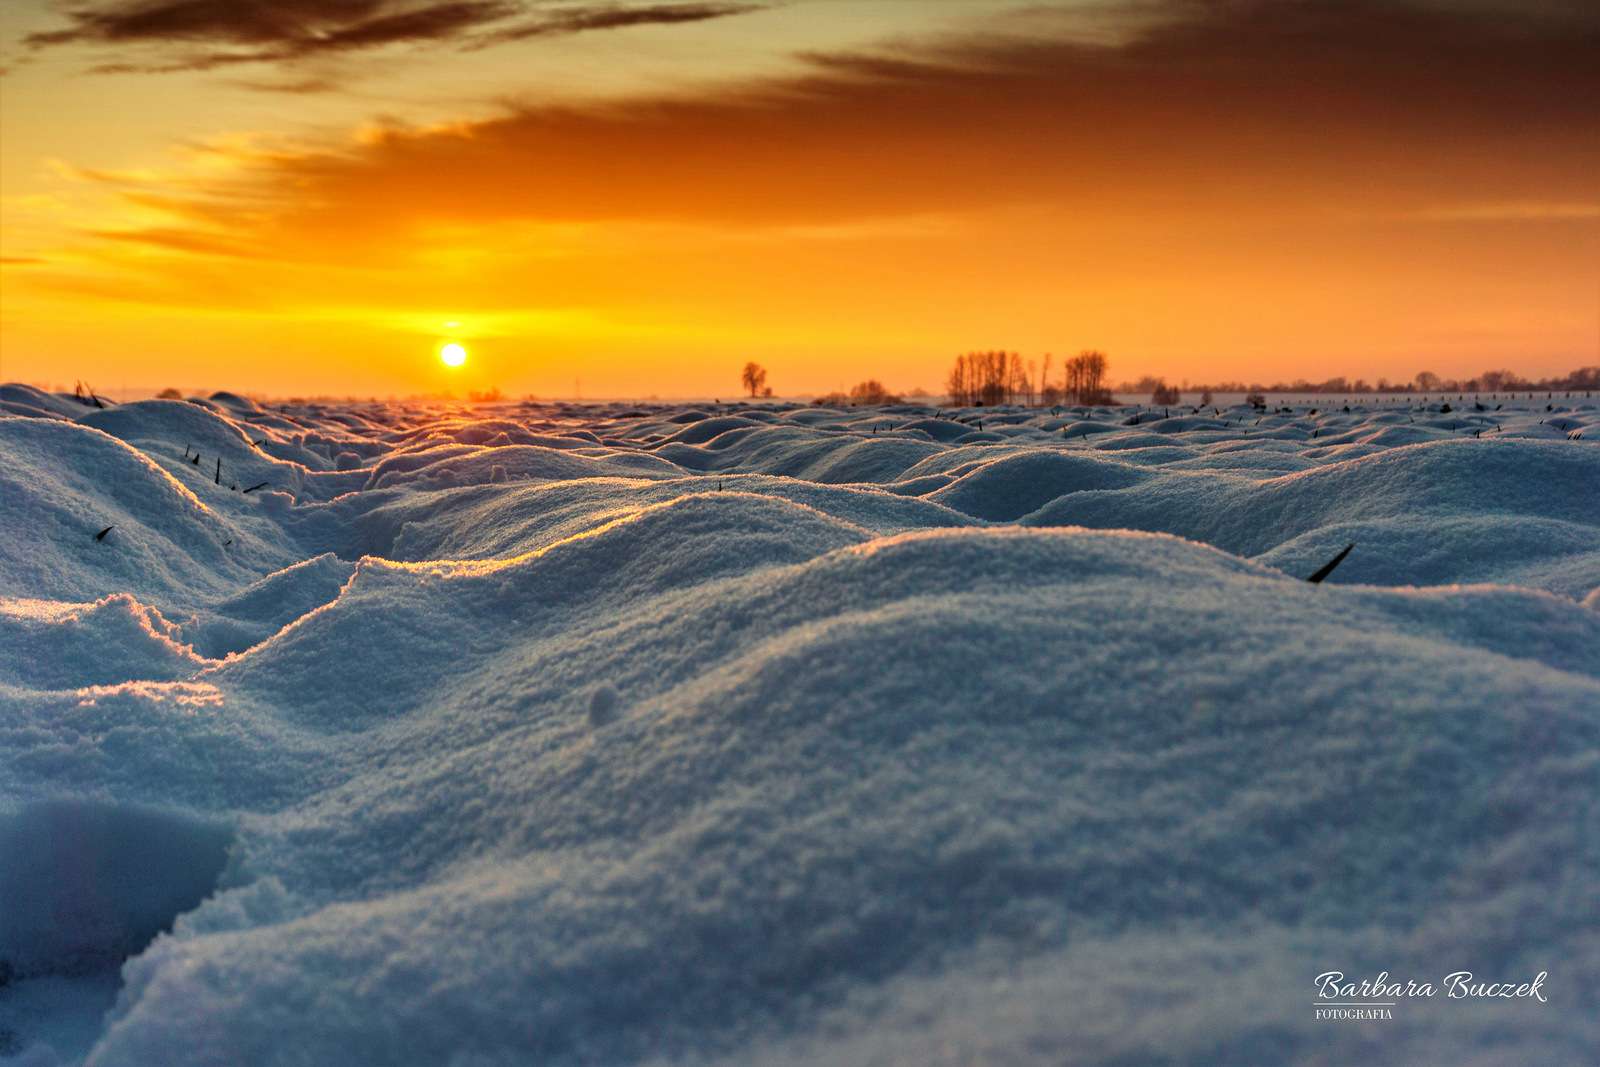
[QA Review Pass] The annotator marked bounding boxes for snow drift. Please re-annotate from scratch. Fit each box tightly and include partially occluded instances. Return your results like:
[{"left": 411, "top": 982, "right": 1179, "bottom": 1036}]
[{"left": 1, "top": 390, "right": 1597, "bottom": 1066}]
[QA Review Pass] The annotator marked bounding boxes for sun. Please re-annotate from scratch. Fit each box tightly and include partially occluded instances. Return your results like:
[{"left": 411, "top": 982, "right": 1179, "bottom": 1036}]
[{"left": 440, "top": 342, "right": 468, "bottom": 367}]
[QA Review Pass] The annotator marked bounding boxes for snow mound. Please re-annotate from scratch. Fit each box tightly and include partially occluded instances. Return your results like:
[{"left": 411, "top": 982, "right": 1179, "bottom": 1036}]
[
  {"left": 929, "top": 450, "right": 1149, "bottom": 520},
  {"left": 0, "top": 596, "right": 207, "bottom": 689},
  {"left": 0, "top": 417, "right": 297, "bottom": 614},
  {"left": 183, "top": 554, "right": 357, "bottom": 658},
  {"left": 367, "top": 442, "right": 682, "bottom": 489},
  {"left": 80, "top": 401, "right": 288, "bottom": 495},
  {"left": 0, "top": 385, "right": 94, "bottom": 421},
  {"left": 1028, "top": 438, "right": 1600, "bottom": 594}
]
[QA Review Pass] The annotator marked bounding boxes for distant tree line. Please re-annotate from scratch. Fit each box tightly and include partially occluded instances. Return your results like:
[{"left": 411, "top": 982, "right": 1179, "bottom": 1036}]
[
  {"left": 1123, "top": 366, "right": 1600, "bottom": 396},
  {"left": 744, "top": 358, "right": 1599, "bottom": 408},
  {"left": 946, "top": 351, "right": 1029, "bottom": 406},
  {"left": 945, "top": 350, "right": 1111, "bottom": 407},
  {"left": 810, "top": 381, "right": 936, "bottom": 406}
]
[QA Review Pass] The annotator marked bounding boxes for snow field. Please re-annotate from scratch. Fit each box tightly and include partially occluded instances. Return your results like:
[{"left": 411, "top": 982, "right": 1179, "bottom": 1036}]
[{"left": 2, "top": 387, "right": 1597, "bottom": 1065}]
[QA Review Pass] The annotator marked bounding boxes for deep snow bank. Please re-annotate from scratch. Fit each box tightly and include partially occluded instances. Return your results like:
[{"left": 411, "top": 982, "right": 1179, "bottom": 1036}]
[{"left": 1, "top": 391, "right": 1597, "bottom": 1065}]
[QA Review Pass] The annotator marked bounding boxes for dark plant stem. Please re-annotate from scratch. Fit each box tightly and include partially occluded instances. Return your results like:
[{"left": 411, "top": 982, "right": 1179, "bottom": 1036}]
[{"left": 1306, "top": 543, "right": 1355, "bottom": 584}]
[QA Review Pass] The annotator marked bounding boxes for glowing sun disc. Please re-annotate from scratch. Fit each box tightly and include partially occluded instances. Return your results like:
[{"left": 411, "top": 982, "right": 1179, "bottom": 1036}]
[{"left": 440, "top": 342, "right": 467, "bottom": 367}]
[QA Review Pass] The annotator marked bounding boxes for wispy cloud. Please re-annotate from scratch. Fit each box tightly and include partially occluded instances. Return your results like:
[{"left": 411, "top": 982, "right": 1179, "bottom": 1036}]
[
  {"left": 479, "top": 3, "right": 760, "bottom": 45},
  {"left": 1410, "top": 202, "right": 1600, "bottom": 223},
  {"left": 24, "top": 0, "right": 765, "bottom": 76},
  {"left": 86, "top": 227, "right": 269, "bottom": 258}
]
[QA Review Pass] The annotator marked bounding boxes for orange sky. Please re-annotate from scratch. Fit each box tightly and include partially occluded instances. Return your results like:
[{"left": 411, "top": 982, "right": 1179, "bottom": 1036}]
[{"left": 2, "top": 0, "right": 1597, "bottom": 397}]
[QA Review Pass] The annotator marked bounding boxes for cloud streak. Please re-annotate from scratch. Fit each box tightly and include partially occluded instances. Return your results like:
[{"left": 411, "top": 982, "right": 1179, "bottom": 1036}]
[
  {"left": 480, "top": 3, "right": 760, "bottom": 44},
  {"left": 24, "top": 0, "right": 763, "bottom": 73}
]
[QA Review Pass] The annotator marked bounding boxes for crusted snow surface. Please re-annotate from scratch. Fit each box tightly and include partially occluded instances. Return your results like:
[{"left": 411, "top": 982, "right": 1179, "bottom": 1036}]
[{"left": 1, "top": 391, "right": 1597, "bottom": 1066}]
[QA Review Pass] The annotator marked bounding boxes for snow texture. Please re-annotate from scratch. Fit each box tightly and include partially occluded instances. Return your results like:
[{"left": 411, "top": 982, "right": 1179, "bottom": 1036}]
[{"left": 2, "top": 387, "right": 1597, "bottom": 1065}]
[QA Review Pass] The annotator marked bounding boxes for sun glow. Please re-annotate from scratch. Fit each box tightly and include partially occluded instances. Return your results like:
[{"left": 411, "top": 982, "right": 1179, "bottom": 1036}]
[{"left": 440, "top": 342, "right": 468, "bottom": 367}]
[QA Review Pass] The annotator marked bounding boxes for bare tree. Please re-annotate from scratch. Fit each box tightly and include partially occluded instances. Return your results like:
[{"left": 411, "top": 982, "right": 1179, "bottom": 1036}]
[
  {"left": 1479, "top": 369, "right": 1522, "bottom": 392},
  {"left": 849, "top": 380, "right": 901, "bottom": 405},
  {"left": 946, "top": 351, "right": 1026, "bottom": 406},
  {"left": 1006, "top": 352, "right": 1029, "bottom": 405},
  {"left": 741, "top": 362, "right": 768, "bottom": 398},
  {"left": 1063, "top": 350, "right": 1111, "bottom": 405}
]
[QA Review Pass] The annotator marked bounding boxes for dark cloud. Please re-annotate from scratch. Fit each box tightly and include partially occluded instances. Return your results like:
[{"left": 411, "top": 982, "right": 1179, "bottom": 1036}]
[
  {"left": 308, "top": 1, "right": 516, "bottom": 49},
  {"left": 87, "top": 227, "right": 266, "bottom": 258},
  {"left": 23, "top": 0, "right": 764, "bottom": 73},
  {"left": 481, "top": 3, "right": 761, "bottom": 44},
  {"left": 25, "top": 0, "right": 394, "bottom": 47},
  {"left": 223, "top": 74, "right": 345, "bottom": 92}
]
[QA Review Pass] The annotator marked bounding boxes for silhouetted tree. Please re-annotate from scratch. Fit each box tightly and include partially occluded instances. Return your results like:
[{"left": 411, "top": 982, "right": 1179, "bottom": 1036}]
[
  {"left": 741, "top": 362, "right": 768, "bottom": 398},
  {"left": 946, "top": 351, "right": 1027, "bottom": 406},
  {"left": 1479, "top": 369, "right": 1525, "bottom": 392},
  {"left": 1064, "top": 350, "right": 1111, "bottom": 405},
  {"left": 849, "top": 380, "right": 901, "bottom": 404}
]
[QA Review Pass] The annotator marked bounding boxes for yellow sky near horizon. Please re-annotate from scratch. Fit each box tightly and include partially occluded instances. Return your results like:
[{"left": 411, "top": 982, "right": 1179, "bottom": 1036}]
[{"left": 2, "top": 0, "right": 1597, "bottom": 398}]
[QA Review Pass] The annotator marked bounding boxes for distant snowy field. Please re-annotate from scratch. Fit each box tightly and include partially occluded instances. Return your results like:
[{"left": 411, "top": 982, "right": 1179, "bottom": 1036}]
[{"left": 2, "top": 384, "right": 1597, "bottom": 1066}]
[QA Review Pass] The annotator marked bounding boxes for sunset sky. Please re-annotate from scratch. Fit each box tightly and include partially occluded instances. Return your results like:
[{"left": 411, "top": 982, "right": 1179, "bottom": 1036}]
[{"left": 1, "top": 0, "right": 1596, "bottom": 398}]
